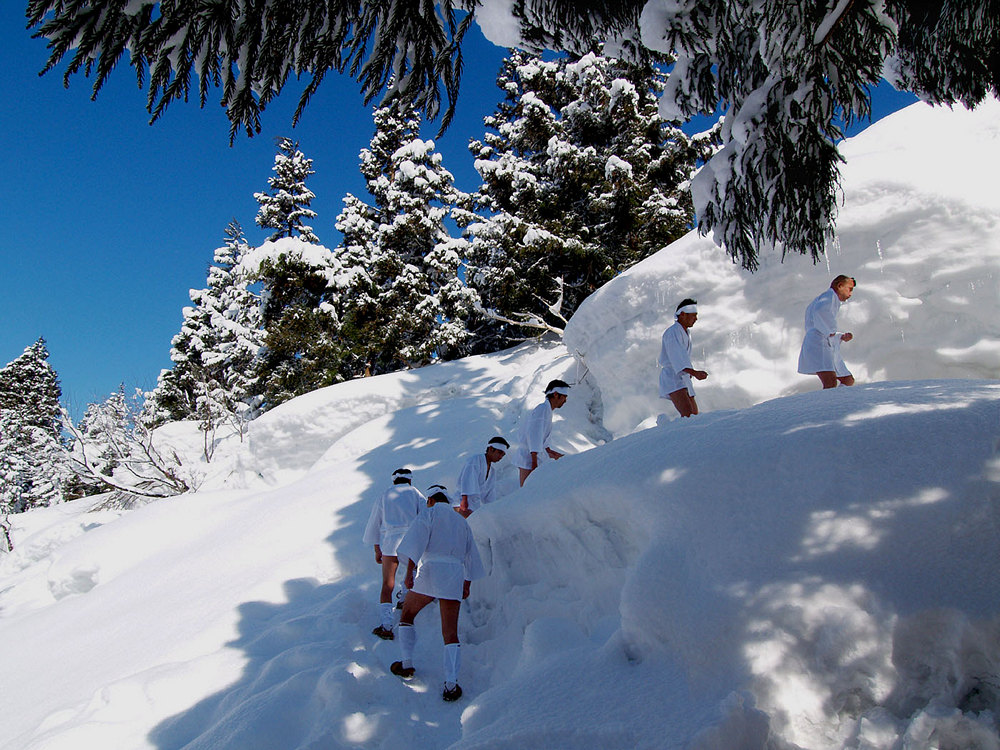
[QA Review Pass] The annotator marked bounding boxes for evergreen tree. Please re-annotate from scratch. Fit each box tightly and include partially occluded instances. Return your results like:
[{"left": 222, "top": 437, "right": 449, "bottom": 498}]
[
  {"left": 255, "top": 137, "right": 320, "bottom": 244},
  {"left": 147, "top": 222, "right": 264, "bottom": 426},
  {"left": 456, "top": 49, "right": 700, "bottom": 350},
  {"left": 245, "top": 237, "right": 347, "bottom": 408},
  {"left": 0, "top": 338, "right": 62, "bottom": 441},
  {"left": 28, "top": 0, "right": 475, "bottom": 140},
  {"left": 334, "top": 96, "right": 475, "bottom": 376},
  {"left": 0, "top": 339, "right": 72, "bottom": 512}
]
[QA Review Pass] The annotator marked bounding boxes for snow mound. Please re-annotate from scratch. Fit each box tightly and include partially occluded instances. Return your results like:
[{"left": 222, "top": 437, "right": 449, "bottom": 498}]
[
  {"left": 461, "top": 380, "right": 1000, "bottom": 749},
  {"left": 565, "top": 98, "right": 1000, "bottom": 437}
]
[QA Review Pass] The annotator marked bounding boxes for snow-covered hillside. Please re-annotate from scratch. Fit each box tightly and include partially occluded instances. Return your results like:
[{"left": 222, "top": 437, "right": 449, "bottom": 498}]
[
  {"left": 566, "top": 98, "right": 1000, "bottom": 436},
  {"left": 2, "top": 99, "right": 1000, "bottom": 750}
]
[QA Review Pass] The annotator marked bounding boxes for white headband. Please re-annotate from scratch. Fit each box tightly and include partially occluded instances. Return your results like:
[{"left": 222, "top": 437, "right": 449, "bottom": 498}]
[
  {"left": 487, "top": 438, "right": 509, "bottom": 453},
  {"left": 676, "top": 304, "right": 698, "bottom": 317},
  {"left": 392, "top": 468, "right": 412, "bottom": 478},
  {"left": 546, "top": 386, "right": 570, "bottom": 396}
]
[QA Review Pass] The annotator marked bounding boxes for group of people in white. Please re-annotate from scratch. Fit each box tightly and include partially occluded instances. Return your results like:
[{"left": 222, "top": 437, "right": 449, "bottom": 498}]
[
  {"left": 362, "top": 276, "right": 856, "bottom": 702},
  {"left": 658, "top": 275, "right": 858, "bottom": 417},
  {"left": 362, "top": 379, "right": 570, "bottom": 701}
]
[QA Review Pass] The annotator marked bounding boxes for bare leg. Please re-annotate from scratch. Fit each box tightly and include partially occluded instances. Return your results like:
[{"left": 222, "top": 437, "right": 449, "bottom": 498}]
[
  {"left": 519, "top": 467, "right": 533, "bottom": 486},
  {"left": 380, "top": 556, "right": 399, "bottom": 604},
  {"left": 439, "top": 599, "right": 461, "bottom": 644},
  {"left": 817, "top": 371, "right": 838, "bottom": 389},
  {"left": 838, "top": 374, "right": 855, "bottom": 386},
  {"left": 669, "top": 388, "right": 697, "bottom": 417},
  {"left": 400, "top": 590, "right": 435, "bottom": 626}
]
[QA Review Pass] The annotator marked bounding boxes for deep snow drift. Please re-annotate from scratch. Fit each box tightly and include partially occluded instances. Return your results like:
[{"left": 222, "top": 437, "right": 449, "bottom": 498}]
[{"left": 2, "top": 100, "right": 1000, "bottom": 750}]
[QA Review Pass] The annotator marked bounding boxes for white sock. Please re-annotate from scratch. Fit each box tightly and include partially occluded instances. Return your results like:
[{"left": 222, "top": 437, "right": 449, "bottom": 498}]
[
  {"left": 379, "top": 602, "right": 394, "bottom": 630},
  {"left": 443, "top": 643, "right": 461, "bottom": 686},
  {"left": 399, "top": 624, "right": 416, "bottom": 668}
]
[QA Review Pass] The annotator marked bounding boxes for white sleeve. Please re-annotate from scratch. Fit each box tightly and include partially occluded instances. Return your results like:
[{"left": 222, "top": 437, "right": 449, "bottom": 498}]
[
  {"left": 663, "top": 326, "right": 693, "bottom": 373},
  {"left": 463, "top": 529, "right": 487, "bottom": 581},
  {"left": 810, "top": 293, "right": 839, "bottom": 337},
  {"left": 362, "top": 494, "right": 383, "bottom": 546},
  {"left": 657, "top": 328, "right": 671, "bottom": 368},
  {"left": 396, "top": 512, "right": 430, "bottom": 564},
  {"left": 526, "top": 405, "right": 549, "bottom": 455},
  {"left": 457, "top": 456, "right": 482, "bottom": 497}
]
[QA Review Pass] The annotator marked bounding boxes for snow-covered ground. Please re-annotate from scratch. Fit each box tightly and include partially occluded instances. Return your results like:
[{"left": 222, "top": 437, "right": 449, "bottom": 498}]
[{"left": 2, "top": 99, "right": 1000, "bottom": 750}]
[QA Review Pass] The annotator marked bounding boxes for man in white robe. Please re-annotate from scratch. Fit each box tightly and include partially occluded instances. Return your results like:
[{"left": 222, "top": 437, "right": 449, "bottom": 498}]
[
  {"left": 658, "top": 298, "right": 708, "bottom": 418},
  {"left": 797, "top": 275, "right": 856, "bottom": 389},
  {"left": 514, "top": 379, "right": 569, "bottom": 486},
  {"left": 391, "top": 485, "right": 486, "bottom": 702},
  {"left": 455, "top": 436, "right": 509, "bottom": 517},
  {"left": 362, "top": 468, "right": 425, "bottom": 639}
]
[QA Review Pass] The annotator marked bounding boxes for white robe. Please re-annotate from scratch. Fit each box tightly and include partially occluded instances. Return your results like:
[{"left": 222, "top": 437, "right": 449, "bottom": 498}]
[
  {"left": 514, "top": 401, "right": 553, "bottom": 471},
  {"left": 658, "top": 321, "right": 694, "bottom": 398},
  {"left": 396, "top": 502, "right": 486, "bottom": 600},
  {"left": 797, "top": 288, "right": 851, "bottom": 376},
  {"left": 361, "top": 484, "right": 425, "bottom": 556},
  {"left": 455, "top": 452, "right": 498, "bottom": 513}
]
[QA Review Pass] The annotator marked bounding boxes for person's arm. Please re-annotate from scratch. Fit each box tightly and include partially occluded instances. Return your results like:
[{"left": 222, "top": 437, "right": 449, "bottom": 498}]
[
  {"left": 665, "top": 326, "right": 694, "bottom": 374},
  {"left": 374, "top": 545, "right": 382, "bottom": 564},
  {"left": 405, "top": 559, "right": 417, "bottom": 589},
  {"left": 458, "top": 496, "right": 472, "bottom": 517},
  {"left": 457, "top": 458, "right": 480, "bottom": 515},
  {"left": 526, "top": 407, "right": 547, "bottom": 468},
  {"left": 813, "top": 293, "right": 840, "bottom": 339},
  {"left": 463, "top": 580, "right": 471, "bottom": 599}
]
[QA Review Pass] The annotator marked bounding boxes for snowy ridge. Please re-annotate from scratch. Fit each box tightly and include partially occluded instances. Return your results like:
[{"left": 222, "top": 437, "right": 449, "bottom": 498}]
[{"left": 2, "top": 100, "right": 1000, "bottom": 749}]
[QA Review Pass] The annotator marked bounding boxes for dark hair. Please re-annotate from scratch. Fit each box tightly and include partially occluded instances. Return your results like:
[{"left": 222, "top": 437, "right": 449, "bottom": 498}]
[
  {"left": 675, "top": 298, "right": 698, "bottom": 312},
  {"left": 831, "top": 275, "right": 856, "bottom": 289},
  {"left": 392, "top": 468, "right": 412, "bottom": 485},
  {"left": 545, "top": 379, "right": 570, "bottom": 394},
  {"left": 426, "top": 484, "right": 449, "bottom": 503}
]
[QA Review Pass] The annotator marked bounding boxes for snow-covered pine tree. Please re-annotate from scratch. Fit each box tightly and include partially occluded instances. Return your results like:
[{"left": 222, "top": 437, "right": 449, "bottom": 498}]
[
  {"left": 0, "top": 339, "right": 73, "bottom": 511},
  {"left": 146, "top": 221, "right": 264, "bottom": 429},
  {"left": 75, "top": 385, "right": 131, "bottom": 479},
  {"left": 333, "top": 95, "right": 475, "bottom": 375},
  {"left": 242, "top": 237, "right": 346, "bottom": 408},
  {"left": 456, "top": 49, "right": 700, "bottom": 351},
  {"left": 255, "top": 137, "right": 320, "bottom": 244},
  {"left": 28, "top": 0, "right": 474, "bottom": 141},
  {"left": 246, "top": 139, "right": 352, "bottom": 407}
]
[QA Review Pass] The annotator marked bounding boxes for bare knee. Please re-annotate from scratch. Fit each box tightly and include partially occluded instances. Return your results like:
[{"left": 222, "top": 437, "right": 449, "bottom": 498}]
[{"left": 817, "top": 372, "right": 838, "bottom": 389}]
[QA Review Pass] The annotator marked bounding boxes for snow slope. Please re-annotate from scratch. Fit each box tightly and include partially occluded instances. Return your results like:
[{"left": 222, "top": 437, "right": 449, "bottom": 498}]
[
  {"left": 2, "top": 100, "right": 1000, "bottom": 750},
  {"left": 565, "top": 98, "right": 1000, "bottom": 436}
]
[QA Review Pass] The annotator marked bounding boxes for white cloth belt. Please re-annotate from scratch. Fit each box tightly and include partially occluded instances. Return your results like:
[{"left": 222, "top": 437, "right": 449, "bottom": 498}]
[{"left": 420, "top": 555, "right": 461, "bottom": 565}]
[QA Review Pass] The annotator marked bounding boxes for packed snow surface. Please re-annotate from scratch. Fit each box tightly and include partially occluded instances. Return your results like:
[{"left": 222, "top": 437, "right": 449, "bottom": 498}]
[{"left": 2, "top": 100, "right": 1000, "bottom": 749}]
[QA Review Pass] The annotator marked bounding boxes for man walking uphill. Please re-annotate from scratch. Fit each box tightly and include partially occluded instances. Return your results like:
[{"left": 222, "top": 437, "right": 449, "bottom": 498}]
[
  {"left": 391, "top": 485, "right": 485, "bottom": 702},
  {"left": 362, "top": 468, "right": 425, "bottom": 640},
  {"left": 514, "top": 380, "right": 569, "bottom": 486}
]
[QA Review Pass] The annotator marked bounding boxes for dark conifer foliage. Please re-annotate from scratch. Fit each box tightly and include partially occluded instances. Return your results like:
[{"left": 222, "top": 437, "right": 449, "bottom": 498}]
[
  {"left": 26, "top": 0, "right": 476, "bottom": 141},
  {"left": 27, "top": 0, "right": 996, "bottom": 268}
]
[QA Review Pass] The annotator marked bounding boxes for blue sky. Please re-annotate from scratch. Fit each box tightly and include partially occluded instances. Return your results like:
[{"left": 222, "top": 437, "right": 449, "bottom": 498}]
[{"left": 0, "top": 3, "right": 916, "bottom": 419}]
